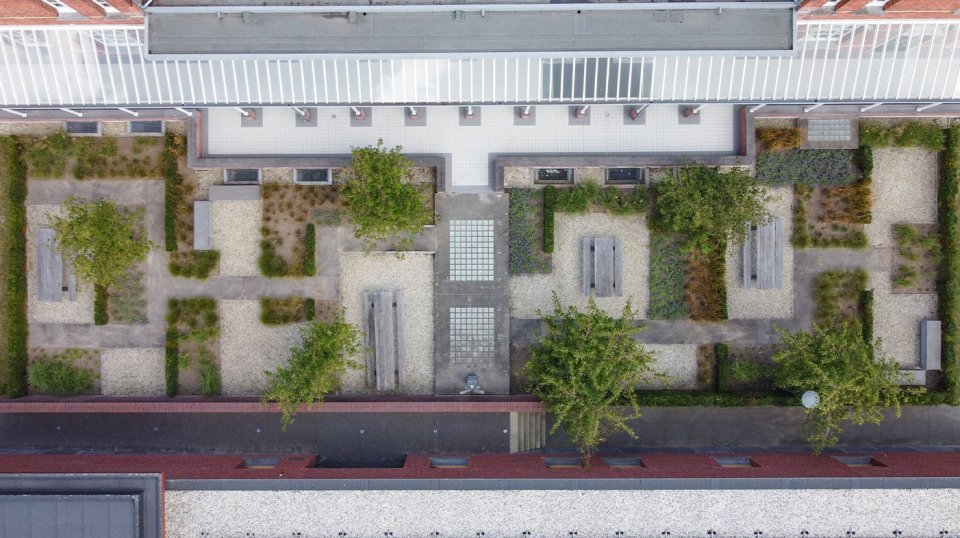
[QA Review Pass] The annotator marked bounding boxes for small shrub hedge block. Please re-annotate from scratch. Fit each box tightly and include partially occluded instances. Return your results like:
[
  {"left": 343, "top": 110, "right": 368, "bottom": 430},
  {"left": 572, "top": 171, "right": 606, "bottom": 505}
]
[
  {"left": 162, "top": 132, "right": 182, "bottom": 252},
  {"left": 164, "top": 328, "right": 179, "bottom": 397},
  {"left": 508, "top": 189, "right": 549, "bottom": 275},
  {"left": 303, "top": 224, "right": 316, "bottom": 276},
  {"left": 28, "top": 356, "right": 93, "bottom": 395},
  {"left": 756, "top": 149, "right": 857, "bottom": 186},
  {"left": 93, "top": 285, "right": 109, "bottom": 325},
  {"left": 3, "top": 137, "right": 28, "bottom": 397},
  {"left": 169, "top": 250, "right": 219, "bottom": 279},
  {"left": 940, "top": 126, "right": 960, "bottom": 404},
  {"left": 860, "top": 120, "right": 946, "bottom": 151},
  {"left": 542, "top": 186, "right": 557, "bottom": 254}
]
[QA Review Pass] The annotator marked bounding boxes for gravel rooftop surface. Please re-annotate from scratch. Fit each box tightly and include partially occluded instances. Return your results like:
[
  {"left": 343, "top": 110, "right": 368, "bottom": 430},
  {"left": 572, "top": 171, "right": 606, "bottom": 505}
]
[
  {"left": 726, "top": 186, "right": 794, "bottom": 320},
  {"left": 99, "top": 348, "right": 166, "bottom": 396},
  {"left": 510, "top": 212, "right": 649, "bottom": 319},
  {"left": 27, "top": 205, "right": 94, "bottom": 324},
  {"left": 0, "top": 122, "right": 63, "bottom": 136},
  {"left": 640, "top": 343, "right": 699, "bottom": 389},
  {"left": 339, "top": 252, "right": 435, "bottom": 395},
  {"left": 219, "top": 300, "right": 306, "bottom": 396},
  {"left": 211, "top": 199, "right": 262, "bottom": 276},
  {"left": 165, "top": 488, "right": 960, "bottom": 538},
  {"left": 865, "top": 148, "right": 938, "bottom": 247},
  {"left": 870, "top": 271, "right": 937, "bottom": 368}
]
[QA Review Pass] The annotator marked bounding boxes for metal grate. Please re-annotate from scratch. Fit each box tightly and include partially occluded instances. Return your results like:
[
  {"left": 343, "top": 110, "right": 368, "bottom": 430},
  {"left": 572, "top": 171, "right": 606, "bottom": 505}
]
[
  {"left": 807, "top": 119, "right": 851, "bottom": 142},
  {"left": 450, "top": 220, "right": 495, "bottom": 282},
  {"left": 449, "top": 307, "right": 495, "bottom": 365}
]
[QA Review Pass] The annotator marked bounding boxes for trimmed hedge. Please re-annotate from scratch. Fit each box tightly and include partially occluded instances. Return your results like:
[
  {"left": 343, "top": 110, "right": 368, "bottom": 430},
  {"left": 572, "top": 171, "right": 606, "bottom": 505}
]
[
  {"left": 164, "top": 327, "right": 179, "bottom": 397},
  {"left": 860, "top": 289, "right": 874, "bottom": 345},
  {"left": 161, "top": 132, "right": 182, "bottom": 252},
  {"left": 635, "top": 390, "right": 794, "bottom": 407},
  {"left": 3, "top": 137, "right": 28, "bottom": 398},
  {"left": 93, "top": 285, "right": 109, "bottom": 325},
  {"left": 303, "top": 224, "right": 316, "bottom": 276},
  {"left": 305, "top": 298, "right": 316, "bottom": 321},
  {"left": 756, "top": 149, "right": 857, "bottom": 186},
  {"left": 542, "top": 186, "right": 557, "bottom": 254},
  {"left": 940, "top": 126, "right": 960, "bottom": 404},
  {"left": 860, "top": 120, "right": 946, "bottom": 151},
  {"left": 715, "top": 343, "right": 730, "bottom": 392},
  {"left": 856, "top": 145, "right": 874, "bottom": 182}
]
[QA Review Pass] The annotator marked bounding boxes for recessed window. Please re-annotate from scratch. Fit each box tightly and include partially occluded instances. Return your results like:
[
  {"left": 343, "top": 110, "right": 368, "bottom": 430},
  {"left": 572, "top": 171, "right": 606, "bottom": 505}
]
[
  {"left": 64, "top": 121, "right": 100, "bottom": 135},
  {"left": 535, "top": 168, "right": 574, "bottom": 185},
  {"left": 223, "top": 169, "right": 261, "bottom": 183},
  {"left": 712, "top": 456, "right": 758, "bottom": 468},
  {"left": 602, "top": 457, "right": 645, "bottom": 468},
  {"left": 606, "top": 168, "right": 645, "bottom": 185},
  {"left": 430, "top": 457, "right": 469, "bottom": 468},
  {"left": 833, "top": 455, "right": 886, "bottom": 467},
  {"left": 240, "top": 457, "right": 279, "bottom": 469},
  {"left": 544, "top": 457, "right": 582, "bottom": 468},
  {"left": 129, "top": 120, "right": 164, "bottom": 135},
  {"left": 295, "top": 168, "right": 332, "bottom": 185}
]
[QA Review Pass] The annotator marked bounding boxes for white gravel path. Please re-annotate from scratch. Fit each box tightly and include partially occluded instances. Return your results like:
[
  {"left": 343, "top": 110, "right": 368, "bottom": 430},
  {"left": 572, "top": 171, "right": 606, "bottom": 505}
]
[
  {"left": 26, "top": 205, "right": 94, "bottom": 324},
  {"left": 726, "top": 186, "right": 794, "bottom": 320},
  {"left": 219, "top": 300, "right": 306, "bottom": 396},
  {"left": 339, "top": 252, "right": 434, "bottom": 395},
  {"left": 870, "top": 272, "right": 937, "bottom": 368},
  {"left": 639, "top": 343, "right": 699, "bottom": 389},
  {"left": 510, "top": 213, "right": 649, "bottom": 319},
  {"left": 166, "top": 488, "right": 960, "bottom": 538},
  {"left": 99, "top": 348, "right": 166, "bottom": 396},
  {"left": 211, "top": 199, "right": 261, "bottom": 276},
  {"left": 865, "top": 148, "right": 938, "bottom": 247}
]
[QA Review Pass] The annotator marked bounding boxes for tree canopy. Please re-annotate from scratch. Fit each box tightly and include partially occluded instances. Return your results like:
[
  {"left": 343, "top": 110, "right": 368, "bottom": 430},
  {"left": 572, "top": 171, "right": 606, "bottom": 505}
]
[
  {"left": 655, "top": 165, "right": 770, "bottom": 252},
  {"left": 262, "top": 314, "right": 360, "bottom": 429},
  {"left": 51, "top": 196, "right": 151, "bottom": 288},
  {"left": 772, "top": 321, "right": 912, "bottom": 454},
  {"left": 525, "top": 296, "right": 662, "bottom": 457},
  {"left": 340, "top": 139, "right": 432, "bottom": 252}
]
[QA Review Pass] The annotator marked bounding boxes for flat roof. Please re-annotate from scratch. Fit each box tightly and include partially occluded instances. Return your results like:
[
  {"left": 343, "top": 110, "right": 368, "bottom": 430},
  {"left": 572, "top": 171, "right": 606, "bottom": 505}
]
[{"left": 145, "top": 4, "right": 796, "bottom": 56}]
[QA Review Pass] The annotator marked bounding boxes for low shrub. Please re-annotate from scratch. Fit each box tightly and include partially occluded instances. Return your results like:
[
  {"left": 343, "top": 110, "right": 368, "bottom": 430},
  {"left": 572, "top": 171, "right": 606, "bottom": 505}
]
[
  {"left": 28, "top": 356, "right": 93, "bottom": 395},
  {"left": 164, "top": 328, "right": 178, "bottom": 397},
  {"left": 3, "top": 137, "right": 28, "bottom": 397},
  {"left": 303, "top": 224, "right": 316, "bottom": 276},
  {"left": 597, "top": 186, "right": 649, "bottom": 215},
  {"left": 820, "top": 181, "right": 872, "bottom": 224},
  {"left": 260, "top": 297, "right": 309, "bottom": 325},
  {"left": 729, "top": 359, "right": 769, "bottom": 383},
  {"left": 814, "top": 269, "right": 868, "bottom": 325},
  {"left": 715, "top": 343, "right": 730, "bottom": 392},
  {"left": 860, "top": 120, "right": 945, "bottom": 151},
  {"left": 647, "top": 232, "right": 689, "bottom": 320},
  {"left": 940, "top": 126, "right": 960, "bottom": 404},
  {"left": 542, "top": 186, "right": 557, "bottom": 254},
  {"left": 856, "top": 145, "right": 874, "bottom": 182},
  {"left": 305, "top": 298, "right": 316, "bottom": 321},
  {"left": 860, "top": 289, "right": 874, "bottom": 345},
  {"left": 756, "top": 149, "right": 857, "bottom": 186},
  {"left": 756, "top": 127, "right": 801, "bottom": 151},
  {"left": 635, "top": 389, "right": 794, "bottom": 407},
  {"left": 259, "top": 239, "right": 290, "bottom": 277},
  {"left": 554, "top": 181, "right": 599, "bottom": 213},
  {"left": 23, "top": 131, "right": 72, "bottom": 178},
  {"left": 168, "top": 250, "right": 219, "bottom": 279},
  {"left": 894, "top": 266, "right": 918, "bottom": 288},
  {"left": 161, "top": 132, "right": 182, "bottom": 252},
  {"left": 197, "top": 355, "right": 221, "bottom": 397},
  {"left": 508, "top": 189, "right": 549, "bottom": 275},
  {"left": 94, "top": 285, "right": 109, "bottom": 325}
]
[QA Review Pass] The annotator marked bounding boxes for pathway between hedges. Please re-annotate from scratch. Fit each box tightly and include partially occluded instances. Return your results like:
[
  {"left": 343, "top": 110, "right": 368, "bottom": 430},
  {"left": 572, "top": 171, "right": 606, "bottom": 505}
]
[{"left": 27, "top": 180, "right": 338, "bottom": 350}]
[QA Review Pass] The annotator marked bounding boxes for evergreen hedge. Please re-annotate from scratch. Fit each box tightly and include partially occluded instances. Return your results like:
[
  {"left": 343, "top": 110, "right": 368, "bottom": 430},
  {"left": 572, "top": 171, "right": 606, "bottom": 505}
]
[
  {"left": 939, "top": 126, "right": 960, "bottom": 404},
  {"left": 3, "top": 137, "right": 28, "bottom": 397}
]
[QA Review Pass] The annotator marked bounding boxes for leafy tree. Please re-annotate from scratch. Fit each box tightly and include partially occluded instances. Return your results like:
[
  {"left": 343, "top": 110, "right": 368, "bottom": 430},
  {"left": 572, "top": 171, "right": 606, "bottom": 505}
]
[
  {"left": 655, "top": 165, "right": 770, "bottom": 253},
  {"left": 262, "top": 314, "right": 361, "bottom": 429},
  {"left": 772, "top": 321, "right": 914, "bottom": 454},
  {"left": 340, "top": 139, "right": 432, "bottom": 251},
  {"left": 51, "top": 197, "right": 151, "bottom": 288},
  {"left": 525, "top": 296, "right": 662, "bottom": 458}
]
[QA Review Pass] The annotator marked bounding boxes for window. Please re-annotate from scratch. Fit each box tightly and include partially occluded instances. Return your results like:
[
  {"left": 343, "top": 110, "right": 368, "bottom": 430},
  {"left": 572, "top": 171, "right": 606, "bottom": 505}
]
[
  {"left": 64, "top": 121, "right": 100, "bottom": 135},
  {"left": 535, "top": 168, "right": 574, "bottom": 184},
  {"left": 240, "top": 457, "right": 279, "bottom": 469},
  {"left": 430, "top": 457, "right": 469, "bottom": 468},
  {"left": 295, "top": 169, "right": 332, "bottom": 184},
  {"left": 606, "top": 168, "right": 645, "bottom": 185},
  {"left": 544, "top": 457, "right": 582, "bottom": 468},
  {"left": 833, "top": 455, "right": 885, "bottom": 467},
  {"left": 712, "top": 456, "right": 758, "bottom": 468},
  {"left": 602, "top": 457, "right": 645, "bottom": 468},
  {"left": 128, "top": 121, "right": 164, "bottom": 135},
  {"left": 223, "top": 169, "right": 261, "bottom": 183}
]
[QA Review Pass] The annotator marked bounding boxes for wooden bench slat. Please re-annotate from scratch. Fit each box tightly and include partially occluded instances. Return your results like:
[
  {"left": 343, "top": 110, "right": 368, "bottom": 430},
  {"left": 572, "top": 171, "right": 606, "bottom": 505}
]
[
  {"left": 363, "top": 290, "right": 404, "bottom": 391},
  {"left": 37, "top": 228, "right": 63, "bottom": 303}
]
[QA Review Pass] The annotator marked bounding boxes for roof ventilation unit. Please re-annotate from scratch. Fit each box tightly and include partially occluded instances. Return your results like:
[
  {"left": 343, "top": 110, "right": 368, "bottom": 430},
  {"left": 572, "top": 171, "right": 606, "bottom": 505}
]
[
  {"left": 39, "top": 0, "right": 83, "bottom": 19},
  {"left": 90, "top": 0, "right": 123, "bottom": 18}
]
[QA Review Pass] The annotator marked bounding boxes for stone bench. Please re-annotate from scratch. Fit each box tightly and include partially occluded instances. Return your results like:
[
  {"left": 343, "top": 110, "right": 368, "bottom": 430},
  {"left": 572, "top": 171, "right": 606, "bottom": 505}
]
[
  {"left": 742, "top": 217, "right": 783, "bottom": 290},
  {"left": 920, "top": 320, "right": 942, "bottom": 371},
  {"left": 581, "top": 236, "right": 622, "bottom": 297},
  {"left": 363, "top": 290, "right": 405, "bottom": 391},
  {"left": 193, "top": 201, "right": 211, "bottom": 251}
]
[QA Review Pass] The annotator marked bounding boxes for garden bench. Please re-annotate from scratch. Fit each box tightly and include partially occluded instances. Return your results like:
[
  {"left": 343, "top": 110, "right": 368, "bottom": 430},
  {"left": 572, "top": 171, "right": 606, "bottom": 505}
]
[
  {"left": 920, "top": 320, "right": 942, "bottom": 371},
  {"left": 363, "top": 290, "right": 405, "bottom": 391},
  {"left": 193, "top": 201, "right": 211, "bottom": 251},
  {"left": 37, "top": 227, "right": 64, "bottom": 302},
  {"left": 581, "top": 236, "right": 622, "bottom": 297},
  {"left": 742, "top": 217, "right": 783, "bottom": 290}
]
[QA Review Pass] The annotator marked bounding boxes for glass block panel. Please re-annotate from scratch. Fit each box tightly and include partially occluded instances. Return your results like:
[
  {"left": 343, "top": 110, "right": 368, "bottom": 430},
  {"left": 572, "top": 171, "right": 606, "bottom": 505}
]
[
  {"left": 449, "top": 307, "right": 495, "bottom": 366},
  {"left": 807, "top": 119, "right": 851, "bottom": 142},
  {"left": 450, "top": 220, "right": 494, "bottom": 282}
]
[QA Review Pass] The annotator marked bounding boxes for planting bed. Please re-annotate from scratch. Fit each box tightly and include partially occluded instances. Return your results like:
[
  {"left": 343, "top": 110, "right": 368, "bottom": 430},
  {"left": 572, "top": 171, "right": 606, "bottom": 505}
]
[
  {"left": 892, "top": 224, "right": 939, "bottom": 293},
  {"left": 27, "top": 348, "right": 100, "bottom": 395},
  {"left": 166, "top": 297, "right": 221, "bottom": 396}
]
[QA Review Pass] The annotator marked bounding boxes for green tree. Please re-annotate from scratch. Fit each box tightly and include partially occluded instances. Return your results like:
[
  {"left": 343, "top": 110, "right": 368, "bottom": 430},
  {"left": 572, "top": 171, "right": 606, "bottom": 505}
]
[
  {"left": 525, "top": 296, "right": 662, "bottom": 458},
  {"left": 773, "top": 322, "right": 913, "bottom": 454},
  {"left": 655, "top": 165, "right": 770, "bottom": 252},
  {"left": 340, "top": 139, "right": 432, "bottom": 251},
  {"left": 51, "top": 197, "right": 151, "bottom": 288},
  {"left": 262, "top": 314, "right": 361, "bottom": 428}
]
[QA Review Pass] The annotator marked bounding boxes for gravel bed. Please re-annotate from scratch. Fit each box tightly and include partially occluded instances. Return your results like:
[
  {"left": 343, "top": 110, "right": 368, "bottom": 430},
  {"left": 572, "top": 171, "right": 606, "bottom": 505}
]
[
  {"left": 726, "top": 186, "right": 794, "bottom": 320},
  {"left": 166, "top": 488, "right": 960, "bottom": 538},
  {"left": 164, "top": 121, "right": 187, "bottom": 136},
  {"left": 865, "top": 148, "right": 938, "bottom": 247},
  {"left": 100, "top": 348, "right": 166, "bottom": 396},
  {"left": 339, "top": 252, "right": 434, "bottom": 394},
  {"left": 193, "top": 168, "right": 223, "bottom": 200},
  {"left": 26, "top": 205, "right": 94, "bottom": 324},
  {"left": 219, "top": 300, "right": 306, "bottom": 395},
  {"left": 510, "top": 213, "right": 649, "bottom": 319},
  {"left": 0, "top": 122, "right": 63, "bottom": 136},
  {"left": 639, "top": 343, "right": 699, "bottom": 389},
  {"left": 504, "top": 167, "right": 534, "bottom": 188},
  {"left": 100, "top": 121, "right": 129, "bottom": 137},
  {"left": 870, "top": 271, "right": 937, "bottom": 368},
  {"left": 211, "top": 199, "right": 261, "bottom": 276},
  {"left": 261, "top": 168, "right": 293, "bottom": 183}
]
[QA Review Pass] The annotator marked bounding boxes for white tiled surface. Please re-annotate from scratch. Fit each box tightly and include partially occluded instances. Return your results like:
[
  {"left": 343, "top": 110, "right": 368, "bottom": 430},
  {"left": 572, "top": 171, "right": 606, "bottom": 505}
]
[
  {"left": 205, "top": 105, "right": 737, "bottom": 187},
  {"left": 449, "top": 219, "right": 494, "bottom": 281}
]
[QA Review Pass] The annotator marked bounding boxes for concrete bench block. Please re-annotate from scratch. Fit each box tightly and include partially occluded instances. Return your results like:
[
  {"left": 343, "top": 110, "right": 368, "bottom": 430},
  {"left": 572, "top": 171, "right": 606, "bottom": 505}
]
[
  {"left": 921, "top": 320, "right": 942, "bottom": 371},
  {"left": 193, "top": 201, "right": 212, "bottom": 251}
]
